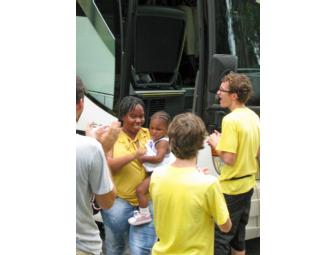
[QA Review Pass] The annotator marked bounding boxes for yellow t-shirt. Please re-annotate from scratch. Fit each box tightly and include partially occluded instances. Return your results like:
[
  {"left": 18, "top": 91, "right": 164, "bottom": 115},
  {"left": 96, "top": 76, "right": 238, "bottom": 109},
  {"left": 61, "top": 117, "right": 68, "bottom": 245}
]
[
  {"left": 216, "top": 107, "right": 260, "bottom": 195},
  {"left": 150, "top": 166, "right": 230, "bottom": 255},
  {"left": 112, "top": 128, "right": 150, "bottom": 206}
]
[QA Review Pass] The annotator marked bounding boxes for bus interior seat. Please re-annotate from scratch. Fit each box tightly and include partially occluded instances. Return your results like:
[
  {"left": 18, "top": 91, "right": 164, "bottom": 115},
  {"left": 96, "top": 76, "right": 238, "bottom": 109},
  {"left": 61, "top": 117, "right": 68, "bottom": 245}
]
[
  {"left": 131, "top": 6, "right": 186, "bottom": 89},
  {"left": 176, "top": 5, "right": 198, "bottom": 58}
]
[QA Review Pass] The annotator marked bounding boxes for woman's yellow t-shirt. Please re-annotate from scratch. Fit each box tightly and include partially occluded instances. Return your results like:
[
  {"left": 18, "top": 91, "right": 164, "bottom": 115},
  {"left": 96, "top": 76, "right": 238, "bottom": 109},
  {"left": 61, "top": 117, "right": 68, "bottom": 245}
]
[{"left": 112, "top": 128, "right": 150, "bottom": 205}]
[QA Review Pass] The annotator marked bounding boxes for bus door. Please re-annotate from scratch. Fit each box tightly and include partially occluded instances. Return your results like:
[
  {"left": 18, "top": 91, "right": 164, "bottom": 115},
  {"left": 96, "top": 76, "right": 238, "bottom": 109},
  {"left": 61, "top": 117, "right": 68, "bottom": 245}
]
[{"left": 121, "top": 0, "right": 191, "bottom": 126}]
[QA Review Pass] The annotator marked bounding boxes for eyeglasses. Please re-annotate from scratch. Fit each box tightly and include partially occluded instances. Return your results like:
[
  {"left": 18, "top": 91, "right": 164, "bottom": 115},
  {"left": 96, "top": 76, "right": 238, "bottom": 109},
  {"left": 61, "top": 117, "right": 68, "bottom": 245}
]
[{"left": 218, "top": 87, "right": 232, "bottom": 93}]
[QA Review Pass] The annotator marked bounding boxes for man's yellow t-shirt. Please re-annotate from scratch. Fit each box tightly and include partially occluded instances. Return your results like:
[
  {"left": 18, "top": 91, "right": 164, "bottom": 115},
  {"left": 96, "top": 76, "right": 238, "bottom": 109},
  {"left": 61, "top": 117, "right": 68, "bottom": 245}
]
[
  {"left": 150, "top": 166, "right": 230, "bottom": 254},
  {"left": 216, "top": 107, "right": 260, "bottom": 195},
  {"left": 112, "top": 128, "right": 150, "bottom": 206}
]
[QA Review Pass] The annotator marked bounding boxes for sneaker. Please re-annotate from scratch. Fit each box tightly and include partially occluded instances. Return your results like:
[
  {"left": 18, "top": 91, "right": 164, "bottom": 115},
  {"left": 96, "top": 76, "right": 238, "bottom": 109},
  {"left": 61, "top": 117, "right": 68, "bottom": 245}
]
[{"left": 128, "top": 210, "right": 152, "bottom": 226}]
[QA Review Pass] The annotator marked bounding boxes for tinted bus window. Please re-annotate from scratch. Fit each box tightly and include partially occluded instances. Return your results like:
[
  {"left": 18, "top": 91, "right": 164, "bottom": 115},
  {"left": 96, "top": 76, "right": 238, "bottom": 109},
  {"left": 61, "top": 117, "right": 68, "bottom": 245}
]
[{"left": 215, "top": 0, "right": 259, "bottom": 68}]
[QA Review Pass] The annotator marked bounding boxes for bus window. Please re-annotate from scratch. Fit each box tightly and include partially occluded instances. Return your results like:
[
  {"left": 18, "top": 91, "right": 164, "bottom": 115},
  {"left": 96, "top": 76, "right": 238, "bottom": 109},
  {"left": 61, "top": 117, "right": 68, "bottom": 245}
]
[
  {"left": 76, "top": 1, "right": 122, "bottom": 112},
  {"left": 214, "top": 0, "right": 260, "bottom": 69},
  {"left": 213, "top": 0, "right": 260, "bottom": 116}
]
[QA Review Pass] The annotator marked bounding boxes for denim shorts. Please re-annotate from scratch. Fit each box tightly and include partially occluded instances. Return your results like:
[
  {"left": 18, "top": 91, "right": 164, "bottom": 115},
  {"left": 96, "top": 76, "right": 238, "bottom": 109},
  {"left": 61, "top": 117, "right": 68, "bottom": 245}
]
[{"left": 214, "top": 188, "right": 254, "bottom": 254}]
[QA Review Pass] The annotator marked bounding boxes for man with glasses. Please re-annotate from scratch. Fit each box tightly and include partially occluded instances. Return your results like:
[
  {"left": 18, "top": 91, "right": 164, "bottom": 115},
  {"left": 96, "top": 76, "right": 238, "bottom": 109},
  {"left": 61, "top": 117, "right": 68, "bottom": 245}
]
[{"left": 208, "top": 72, "right": 260, "bottom": 255}]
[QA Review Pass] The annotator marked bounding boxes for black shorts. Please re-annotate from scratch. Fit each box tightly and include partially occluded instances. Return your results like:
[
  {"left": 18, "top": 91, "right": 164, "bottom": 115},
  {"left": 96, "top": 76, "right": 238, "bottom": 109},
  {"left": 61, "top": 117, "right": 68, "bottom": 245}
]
[{"left": 214, "top": 188, "right": 254, "bottom": 254}]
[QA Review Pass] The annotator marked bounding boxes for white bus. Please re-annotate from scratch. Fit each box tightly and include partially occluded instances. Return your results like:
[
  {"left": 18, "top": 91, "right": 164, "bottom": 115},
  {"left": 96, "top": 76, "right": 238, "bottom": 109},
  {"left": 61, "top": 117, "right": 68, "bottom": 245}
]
[{"left": 77, "top": 0, "right": 260, "bottom": 240}]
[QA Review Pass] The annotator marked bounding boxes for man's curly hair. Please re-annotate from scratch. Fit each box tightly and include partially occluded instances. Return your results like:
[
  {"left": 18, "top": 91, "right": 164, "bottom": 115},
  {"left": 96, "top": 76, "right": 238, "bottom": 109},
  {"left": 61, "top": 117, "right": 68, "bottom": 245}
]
[{"left": 222, "top": 72, "right": 253, "bottom": 104}]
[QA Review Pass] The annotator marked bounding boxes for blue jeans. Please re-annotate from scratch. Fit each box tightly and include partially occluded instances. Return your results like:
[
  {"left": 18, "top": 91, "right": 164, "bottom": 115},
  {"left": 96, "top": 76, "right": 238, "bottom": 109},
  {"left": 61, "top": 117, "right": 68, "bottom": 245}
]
[{"left": 101, "top": 197, "right": 156, "bottom": 255}]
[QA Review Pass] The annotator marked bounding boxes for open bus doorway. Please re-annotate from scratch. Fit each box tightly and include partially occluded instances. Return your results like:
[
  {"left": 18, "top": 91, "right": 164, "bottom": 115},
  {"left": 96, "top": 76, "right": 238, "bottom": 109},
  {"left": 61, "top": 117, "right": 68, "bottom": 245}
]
[{"left": 77, "top": 0, "right": 259, "bottom": 129}]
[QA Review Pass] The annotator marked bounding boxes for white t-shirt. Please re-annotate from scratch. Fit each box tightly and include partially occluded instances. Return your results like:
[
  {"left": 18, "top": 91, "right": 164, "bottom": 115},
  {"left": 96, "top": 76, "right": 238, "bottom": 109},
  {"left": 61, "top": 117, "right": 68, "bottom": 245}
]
[
  {"left": 76, "top": 134, "right": 113, "bottom": 255},
  {"left": 143, "top": 137, "right": 176, "bottom": 172}
]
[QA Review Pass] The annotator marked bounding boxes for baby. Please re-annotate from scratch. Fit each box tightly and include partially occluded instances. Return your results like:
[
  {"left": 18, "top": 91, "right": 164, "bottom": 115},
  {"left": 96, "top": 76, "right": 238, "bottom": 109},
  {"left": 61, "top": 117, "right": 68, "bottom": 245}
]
[{"left": 128, "top": 111, "right": 176, "bottom": 225}]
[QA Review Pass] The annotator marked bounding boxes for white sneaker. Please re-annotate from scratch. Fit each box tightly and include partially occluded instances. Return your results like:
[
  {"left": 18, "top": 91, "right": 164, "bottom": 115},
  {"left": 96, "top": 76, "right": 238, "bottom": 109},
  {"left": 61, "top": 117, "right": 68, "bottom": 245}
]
[{"left": 128, "top": 210, "right": 152, "bottom": 226}]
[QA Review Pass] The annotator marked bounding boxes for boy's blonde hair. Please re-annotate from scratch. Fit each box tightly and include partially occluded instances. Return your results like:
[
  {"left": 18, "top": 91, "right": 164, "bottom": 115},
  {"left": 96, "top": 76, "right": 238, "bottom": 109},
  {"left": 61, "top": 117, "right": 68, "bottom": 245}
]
[{"left": 168, "top": 113, "right": 206, "bottom": 159}]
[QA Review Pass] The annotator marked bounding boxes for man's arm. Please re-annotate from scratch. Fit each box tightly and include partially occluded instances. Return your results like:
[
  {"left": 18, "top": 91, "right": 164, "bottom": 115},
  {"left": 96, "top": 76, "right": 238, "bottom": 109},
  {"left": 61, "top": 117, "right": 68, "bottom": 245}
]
[
  {"left": 207, "top": 181, "right": 233, "bottom": 233},
  {"left": 91, "top": 143, "right": 117, "bottom": 209},
  {"left": 95, "top": 186, "right": 117, "bottom": 209},
  {"left": 217, "top": 218, "right": 232, "bottom": 233},
  {"left": 218, "top": 151, "right": 236, "bottom": 166},
  {"left": 208, "top": 131, "right": 236, "bottom": 166}
]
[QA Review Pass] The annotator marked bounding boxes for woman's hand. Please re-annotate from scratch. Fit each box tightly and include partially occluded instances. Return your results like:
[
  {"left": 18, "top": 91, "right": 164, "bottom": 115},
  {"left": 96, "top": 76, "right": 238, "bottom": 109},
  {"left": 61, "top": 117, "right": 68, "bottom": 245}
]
[{"left": 135, "top": 148, "right": 146, "bottom": 163}]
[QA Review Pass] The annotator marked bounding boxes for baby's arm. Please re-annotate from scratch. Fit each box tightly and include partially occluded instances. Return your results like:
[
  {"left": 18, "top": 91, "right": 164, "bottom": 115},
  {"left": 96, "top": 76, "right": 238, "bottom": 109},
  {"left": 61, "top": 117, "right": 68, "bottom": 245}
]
[{"left": 139, "top": 140, "right": 169, "bottom": 164}]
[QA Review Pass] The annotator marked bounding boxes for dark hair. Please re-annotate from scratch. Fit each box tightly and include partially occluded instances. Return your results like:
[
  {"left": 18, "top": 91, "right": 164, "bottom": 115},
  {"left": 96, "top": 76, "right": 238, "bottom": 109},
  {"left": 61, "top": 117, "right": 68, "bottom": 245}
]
[
  {"left": 222, "top": 72, "right": 253, "bottom": 104},
  {"left": 150, "top": 111, "right": 171, "bottom": 127},
  {"left": 76, "top": 76, "right": 85, "bottom": 103},
  {"left": 118, "top": 96, "right": 145, "bottom": 120},
  {"left": 168, "top": 113, "right": 207, "bottom": 159}
]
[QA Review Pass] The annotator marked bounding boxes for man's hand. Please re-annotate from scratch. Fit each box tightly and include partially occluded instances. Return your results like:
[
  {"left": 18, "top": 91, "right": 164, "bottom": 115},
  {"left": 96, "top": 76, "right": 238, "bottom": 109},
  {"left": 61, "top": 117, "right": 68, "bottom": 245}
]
[
  {"left": 197, "top": 167, "right": 209, "bottom": 175},
  {"left": 99, "top": 121, "right": 121, "bottom": 153},
  {"left": 207, "top": 130, "right": 221, "bottom": 149},
  {"left": 85, "top": 122, "right": 101, "bottom": 138},
  {"left": 86, "top": 121, "right": 121, "bottom": 153}
]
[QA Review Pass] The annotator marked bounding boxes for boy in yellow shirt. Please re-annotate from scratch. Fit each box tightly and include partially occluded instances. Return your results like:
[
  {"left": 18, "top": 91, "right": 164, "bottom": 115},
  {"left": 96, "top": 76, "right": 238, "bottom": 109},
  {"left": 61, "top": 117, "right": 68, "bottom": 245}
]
[{"left": 150, "top": 113, "right": 232, "bottom": 254}]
